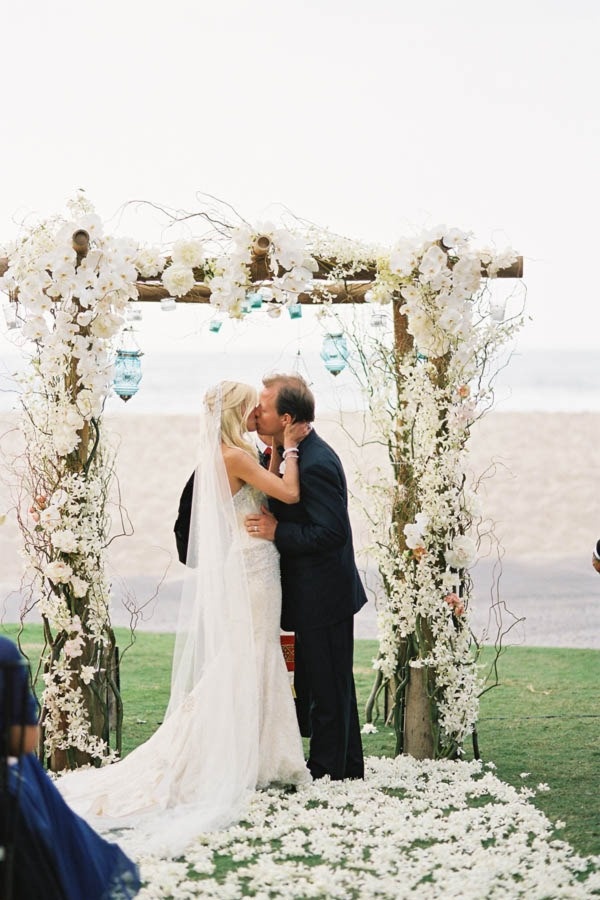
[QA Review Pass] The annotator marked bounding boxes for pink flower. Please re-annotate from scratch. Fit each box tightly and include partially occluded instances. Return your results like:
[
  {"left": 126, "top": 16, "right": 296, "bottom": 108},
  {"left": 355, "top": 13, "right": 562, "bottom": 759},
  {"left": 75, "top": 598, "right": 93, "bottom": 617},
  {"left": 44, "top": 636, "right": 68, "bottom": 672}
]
[{"left": 444, "top": 593, "right": 465, "bottom": 616}]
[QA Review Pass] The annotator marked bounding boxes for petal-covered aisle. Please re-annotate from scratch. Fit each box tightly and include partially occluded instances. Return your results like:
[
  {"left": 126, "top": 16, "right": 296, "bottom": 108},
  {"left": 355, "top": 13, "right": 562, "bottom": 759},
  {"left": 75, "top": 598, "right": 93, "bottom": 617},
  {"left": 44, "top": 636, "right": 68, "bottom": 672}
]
[{"left": 130, "top": 757, "right": 599, "bottom": 899}]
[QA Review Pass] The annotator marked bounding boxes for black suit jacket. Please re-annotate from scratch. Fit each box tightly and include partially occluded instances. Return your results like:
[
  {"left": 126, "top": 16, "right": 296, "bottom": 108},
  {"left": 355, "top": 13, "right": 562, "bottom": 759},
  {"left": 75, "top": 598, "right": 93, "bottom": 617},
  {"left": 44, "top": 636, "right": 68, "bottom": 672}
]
[{"left": 270, "top": 429, "right": 367, "bottom": 632}]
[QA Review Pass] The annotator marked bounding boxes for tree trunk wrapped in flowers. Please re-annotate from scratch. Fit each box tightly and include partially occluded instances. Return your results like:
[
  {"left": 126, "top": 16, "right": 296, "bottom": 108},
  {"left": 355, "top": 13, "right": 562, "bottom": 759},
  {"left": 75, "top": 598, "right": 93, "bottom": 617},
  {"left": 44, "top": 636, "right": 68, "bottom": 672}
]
[
  {"left": 0, "top": 197, "right": 148, "bottom": 769},
  {"left": 344, "top": 229, "right": 525, "bottom": 758}
]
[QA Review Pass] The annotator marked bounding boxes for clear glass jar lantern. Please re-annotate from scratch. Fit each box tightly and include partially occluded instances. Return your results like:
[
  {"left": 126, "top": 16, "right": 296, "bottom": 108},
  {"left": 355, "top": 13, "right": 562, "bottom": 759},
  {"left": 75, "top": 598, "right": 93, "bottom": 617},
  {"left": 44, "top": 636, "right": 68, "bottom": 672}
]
[
  {"left": 113, "top": 328, "right": 143, "bottom": 402},
  {"left": 320, "top": 332, "right": 349, "bottom": 376}
]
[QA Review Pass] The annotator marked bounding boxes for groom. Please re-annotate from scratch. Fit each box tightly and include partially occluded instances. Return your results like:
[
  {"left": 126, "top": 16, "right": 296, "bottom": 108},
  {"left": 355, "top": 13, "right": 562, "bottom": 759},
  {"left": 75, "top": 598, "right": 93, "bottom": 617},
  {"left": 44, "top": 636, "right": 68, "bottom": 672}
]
[{"left": 246, "top": 373, "right": 367, "bottom": 781}]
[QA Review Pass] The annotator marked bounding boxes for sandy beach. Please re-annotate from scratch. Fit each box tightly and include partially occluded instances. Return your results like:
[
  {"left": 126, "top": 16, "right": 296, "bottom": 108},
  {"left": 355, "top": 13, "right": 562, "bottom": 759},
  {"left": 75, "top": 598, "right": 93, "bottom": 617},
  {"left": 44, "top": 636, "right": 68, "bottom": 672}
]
[{"left": 1, "top": 410, "right": 598, "bottom": 648}]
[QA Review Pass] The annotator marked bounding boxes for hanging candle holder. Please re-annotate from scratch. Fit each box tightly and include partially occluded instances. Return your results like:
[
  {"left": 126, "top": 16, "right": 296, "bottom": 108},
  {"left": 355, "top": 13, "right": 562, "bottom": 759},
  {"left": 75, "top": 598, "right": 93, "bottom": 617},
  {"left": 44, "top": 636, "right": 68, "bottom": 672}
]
[
  {"left": 2, "top": 302, "right": 19, "bottom": 330},
  {"left": 209, "top": 315, "right": 224, "bottom": 333},
  {"left": 127, "top": 301, "right": 143, "bottom": 322},
  {"left": 320, "top": 332, "right": 349, "bottom": 376},
  {"left": 288, "top": 302, "right": 302, "bottom": 319},
  {"left": 489, "top": 298, "right": 507, "bottom": 323},
  {"left": 370, "top": 310, "right": 388, "bottom": 329},
  {"left": 113, "top": 327, "right": 143, "bottom": 402},
  {"left": 247, "top": 291, "right": 263, "bottom": 309}
]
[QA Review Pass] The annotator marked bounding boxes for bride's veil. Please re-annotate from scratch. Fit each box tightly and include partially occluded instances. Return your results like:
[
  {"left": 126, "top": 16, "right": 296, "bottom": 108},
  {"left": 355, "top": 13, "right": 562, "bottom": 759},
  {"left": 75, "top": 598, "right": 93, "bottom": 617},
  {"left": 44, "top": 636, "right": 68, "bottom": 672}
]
[
  {"left": 163, "top": 382, "right": 260, "bottom": 835},
  {"left": 58, "top": 383, "right": 260, "bottom": 856}
]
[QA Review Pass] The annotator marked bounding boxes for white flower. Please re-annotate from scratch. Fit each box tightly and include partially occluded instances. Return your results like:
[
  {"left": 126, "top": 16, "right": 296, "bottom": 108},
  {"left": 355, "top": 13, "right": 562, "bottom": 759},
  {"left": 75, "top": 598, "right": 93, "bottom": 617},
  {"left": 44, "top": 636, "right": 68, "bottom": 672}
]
[
  {"left": 51, "top": 529, "right": 78, "bottom": 553},
  {"left": 403, "top": 513, "right": 429, "bottom": 550},
  {"left": 79, "top": 665, "right": 96, "bottom": 685},
  {"left": 418, "top": 245, "right": 448, "bottom": 282},
  {"left": 70, "top": 575, "right": 89, "bottom": 598},
  {"left": 171, "top": 239, "right": 204, "bottom": 268},
  {"left": 43, "top": 560, "right": 73, "bottom": 584},
  {"left": 161, "top": 264, "right": 195, "bottom": 297},
  {"left": 63, "top": 634, "right": 84, "bottom": 658},
  {"left": 135, "top": 246, "right": 164, "bottom": 278},
  {"left": 445, "top": 534, "right": 477, "bottom": 569},
  {"left": 40, "top": 506, "right": 62, "bottom": 529},
  {"left": 90, "top": 310, "right": 123, "bottom": 339},
  {"left": 389, "top": 239, "right": 417, "bottom": 276},
  {"left": 361, "top": 723, "right": 378, "bottom": 734}
]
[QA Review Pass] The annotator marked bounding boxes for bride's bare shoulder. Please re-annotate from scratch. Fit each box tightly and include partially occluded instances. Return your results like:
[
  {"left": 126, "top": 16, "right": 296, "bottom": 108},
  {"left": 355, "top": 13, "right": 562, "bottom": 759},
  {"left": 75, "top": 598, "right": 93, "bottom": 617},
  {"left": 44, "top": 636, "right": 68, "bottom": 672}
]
[{"left": 221, "top": 445, "right": 257, "bottom": 471}]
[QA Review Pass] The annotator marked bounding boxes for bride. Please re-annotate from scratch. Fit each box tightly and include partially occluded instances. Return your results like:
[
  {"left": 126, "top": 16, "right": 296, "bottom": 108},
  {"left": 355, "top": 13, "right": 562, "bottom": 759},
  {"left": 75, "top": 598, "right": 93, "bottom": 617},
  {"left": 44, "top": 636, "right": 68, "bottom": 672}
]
[{"left": 58, "top": 381, "right": 311, "bottom": 856}]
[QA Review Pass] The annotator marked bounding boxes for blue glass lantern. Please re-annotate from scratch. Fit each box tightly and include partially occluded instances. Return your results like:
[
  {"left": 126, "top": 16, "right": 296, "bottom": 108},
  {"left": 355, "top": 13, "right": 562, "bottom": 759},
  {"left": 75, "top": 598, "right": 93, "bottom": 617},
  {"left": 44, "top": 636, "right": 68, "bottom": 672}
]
[
  {"left": 113, "top": 328, "right": 143, "bottom": 402},
  {"left": 320, "top": 332, "right": 349, "bottom": 376},
  {"left": 247, "top": 291, "right": 263, "bottom": 309},
  {"left": 288, "top": 303, "right": 302, "bottom": 319},
  {"left": 209, "top": 315, "right": 223, "bottom": 333}
]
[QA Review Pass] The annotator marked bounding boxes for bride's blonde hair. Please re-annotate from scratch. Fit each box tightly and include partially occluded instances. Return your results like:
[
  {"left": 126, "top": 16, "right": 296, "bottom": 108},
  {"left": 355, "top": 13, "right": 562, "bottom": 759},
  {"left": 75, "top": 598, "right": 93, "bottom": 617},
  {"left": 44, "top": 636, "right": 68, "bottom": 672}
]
[{"left": 206, "top": 381, "right": 258, "bottom": 458}]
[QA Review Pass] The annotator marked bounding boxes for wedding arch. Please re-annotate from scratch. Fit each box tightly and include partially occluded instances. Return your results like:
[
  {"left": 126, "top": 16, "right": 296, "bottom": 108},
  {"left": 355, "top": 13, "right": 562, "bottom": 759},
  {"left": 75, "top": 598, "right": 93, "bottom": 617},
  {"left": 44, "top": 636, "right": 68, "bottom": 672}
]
[{"left": 0, "top": 196, "right": 524, "bottom": 768}]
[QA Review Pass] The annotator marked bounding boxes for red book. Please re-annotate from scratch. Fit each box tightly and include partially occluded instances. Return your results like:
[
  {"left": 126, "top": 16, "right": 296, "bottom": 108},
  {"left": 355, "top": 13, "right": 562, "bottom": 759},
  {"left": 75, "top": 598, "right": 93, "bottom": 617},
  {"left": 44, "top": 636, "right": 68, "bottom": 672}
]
[{"left": 280, "top": 633, "right": 295, "bottom": 672}]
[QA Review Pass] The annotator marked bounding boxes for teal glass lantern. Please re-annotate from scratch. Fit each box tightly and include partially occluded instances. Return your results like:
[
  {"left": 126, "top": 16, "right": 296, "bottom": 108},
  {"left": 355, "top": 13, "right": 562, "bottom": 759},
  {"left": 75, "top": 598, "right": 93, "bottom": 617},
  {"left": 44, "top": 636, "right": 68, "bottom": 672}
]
[
  {"left": 288, "top": 303, "right": 302, "bottom": 319},
  {"left": 113, "top": 328, "right": 143, "bottom": 402},
  {"left": 247, "top": 291, "right": 263, "bottom": 309},
  {"left": 320, "top": 332, "right": 349, "bottom": 376},
  {"left": 209, "top": 315, "right": 223, "bottom": 333}
]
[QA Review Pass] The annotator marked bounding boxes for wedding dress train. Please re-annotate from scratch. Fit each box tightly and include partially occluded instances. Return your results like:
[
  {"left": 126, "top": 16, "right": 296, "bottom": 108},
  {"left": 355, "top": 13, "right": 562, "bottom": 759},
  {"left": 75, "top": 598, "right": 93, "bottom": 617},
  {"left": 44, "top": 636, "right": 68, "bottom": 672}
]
[{"left": 58, "top": 484, "right": 309, "bottom": 857}]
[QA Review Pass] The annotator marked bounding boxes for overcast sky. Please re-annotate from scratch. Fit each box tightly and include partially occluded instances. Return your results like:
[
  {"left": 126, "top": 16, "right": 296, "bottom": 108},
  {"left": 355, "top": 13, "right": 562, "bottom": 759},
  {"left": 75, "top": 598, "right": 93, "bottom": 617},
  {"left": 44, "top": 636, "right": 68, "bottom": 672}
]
[{"left": 1, "top": 0, "right": 598, "bottom": 349}]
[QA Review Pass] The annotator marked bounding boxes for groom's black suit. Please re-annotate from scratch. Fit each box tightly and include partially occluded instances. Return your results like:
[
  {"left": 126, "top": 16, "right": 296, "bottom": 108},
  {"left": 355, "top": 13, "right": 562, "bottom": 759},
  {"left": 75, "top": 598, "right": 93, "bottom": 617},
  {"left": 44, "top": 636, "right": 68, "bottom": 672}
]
[{"left": 270, "top": 428, "right": 367, "bottom": 780}]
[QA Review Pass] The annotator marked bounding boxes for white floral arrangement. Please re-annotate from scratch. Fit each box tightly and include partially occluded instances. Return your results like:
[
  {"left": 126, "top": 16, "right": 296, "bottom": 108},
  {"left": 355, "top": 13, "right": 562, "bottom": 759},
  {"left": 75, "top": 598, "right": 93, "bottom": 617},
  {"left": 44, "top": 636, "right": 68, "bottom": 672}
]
[
  {"left": 0, "top": 194, "right": 147, "bottom": 764},
  {"left": 339, "top": 226, "right": 524, "bottom": 756},
  {"left": 207, "top": 223, "right": 317, "bottom": 317}
]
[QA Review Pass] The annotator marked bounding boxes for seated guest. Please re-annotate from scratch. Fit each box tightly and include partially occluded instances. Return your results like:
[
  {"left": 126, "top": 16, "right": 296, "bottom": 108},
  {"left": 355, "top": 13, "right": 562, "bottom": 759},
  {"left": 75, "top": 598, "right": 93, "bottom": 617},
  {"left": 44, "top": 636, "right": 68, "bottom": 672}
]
[
  {"left": 592, "top": 540, "right": 600, "bottom": 574},
  {"left": 0, "top": 635, "right": 141, "bottom": 899}
]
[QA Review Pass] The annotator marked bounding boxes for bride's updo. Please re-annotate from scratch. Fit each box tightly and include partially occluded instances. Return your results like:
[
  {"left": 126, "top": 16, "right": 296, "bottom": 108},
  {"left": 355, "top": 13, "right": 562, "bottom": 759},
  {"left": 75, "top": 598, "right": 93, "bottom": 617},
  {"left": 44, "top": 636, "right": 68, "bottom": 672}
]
[{"left": 205, "top": 381, "right": 258, "bottom": 458}]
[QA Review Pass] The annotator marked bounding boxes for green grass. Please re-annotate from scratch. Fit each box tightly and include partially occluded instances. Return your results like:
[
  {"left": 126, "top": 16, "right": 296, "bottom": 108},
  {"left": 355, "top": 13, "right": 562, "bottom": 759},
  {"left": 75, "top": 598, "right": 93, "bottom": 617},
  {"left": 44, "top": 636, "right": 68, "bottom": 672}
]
[{"left": 3, "top": 624, "right": 598, "bottom": 857}]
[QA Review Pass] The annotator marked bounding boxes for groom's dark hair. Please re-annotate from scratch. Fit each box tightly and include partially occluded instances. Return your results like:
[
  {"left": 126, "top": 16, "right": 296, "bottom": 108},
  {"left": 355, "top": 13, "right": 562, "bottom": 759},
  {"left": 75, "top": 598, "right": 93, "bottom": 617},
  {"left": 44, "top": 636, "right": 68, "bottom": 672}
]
[{"left": 262, "top": 373, "right": 315, "bottom": 423}]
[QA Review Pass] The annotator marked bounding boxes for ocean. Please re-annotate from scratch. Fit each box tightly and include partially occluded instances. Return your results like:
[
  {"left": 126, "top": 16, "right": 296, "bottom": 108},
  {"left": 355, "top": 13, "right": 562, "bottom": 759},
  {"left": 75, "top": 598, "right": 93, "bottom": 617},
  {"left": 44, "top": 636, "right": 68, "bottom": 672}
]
[{"left": 0, "top": 304, "right": 598, "bottom": 415}]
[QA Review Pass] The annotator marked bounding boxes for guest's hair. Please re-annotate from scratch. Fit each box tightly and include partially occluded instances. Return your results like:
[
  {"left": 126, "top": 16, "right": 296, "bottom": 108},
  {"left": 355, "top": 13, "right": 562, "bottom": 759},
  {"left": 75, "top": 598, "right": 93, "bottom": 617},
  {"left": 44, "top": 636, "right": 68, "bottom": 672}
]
[
  {"left": 206, "top": 381, "right": 258, "bottom": 458},
  {"left": 262, "top": 373, "right": 315, "bottom": 423}
]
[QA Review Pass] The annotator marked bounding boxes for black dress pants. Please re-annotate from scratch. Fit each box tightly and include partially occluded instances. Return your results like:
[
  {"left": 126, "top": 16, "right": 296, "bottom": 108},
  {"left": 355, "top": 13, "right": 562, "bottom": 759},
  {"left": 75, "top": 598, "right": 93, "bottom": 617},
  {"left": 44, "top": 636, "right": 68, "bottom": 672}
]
[{"left": 295, "top": 617, "right": 364, "bottom": 781}]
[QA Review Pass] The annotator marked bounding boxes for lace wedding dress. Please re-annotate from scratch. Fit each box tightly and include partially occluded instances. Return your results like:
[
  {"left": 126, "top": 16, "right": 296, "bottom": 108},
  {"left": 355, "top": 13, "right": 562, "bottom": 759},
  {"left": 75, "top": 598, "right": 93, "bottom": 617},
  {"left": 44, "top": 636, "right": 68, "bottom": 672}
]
[
  {"left": 234, "top": 484, "right": 309, "bottom": 788},
  {"left": 58, "top": 406, "right": 309, "bottom": 857}
]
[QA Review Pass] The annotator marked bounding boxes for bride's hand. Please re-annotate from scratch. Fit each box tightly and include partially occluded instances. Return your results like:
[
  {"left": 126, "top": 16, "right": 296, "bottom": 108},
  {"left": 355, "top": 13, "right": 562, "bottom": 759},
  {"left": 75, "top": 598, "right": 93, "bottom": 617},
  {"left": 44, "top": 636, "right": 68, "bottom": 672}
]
[{"left": 283, "top": 420, "right": 311, "bottom": 448}]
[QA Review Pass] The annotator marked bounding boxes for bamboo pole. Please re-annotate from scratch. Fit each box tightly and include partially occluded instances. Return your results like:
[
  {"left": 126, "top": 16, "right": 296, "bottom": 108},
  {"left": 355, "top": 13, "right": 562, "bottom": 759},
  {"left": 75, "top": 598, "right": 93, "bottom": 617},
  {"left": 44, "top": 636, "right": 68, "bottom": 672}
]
[{"left": 0, "top": 255, "right": 523, "bottom": 304}]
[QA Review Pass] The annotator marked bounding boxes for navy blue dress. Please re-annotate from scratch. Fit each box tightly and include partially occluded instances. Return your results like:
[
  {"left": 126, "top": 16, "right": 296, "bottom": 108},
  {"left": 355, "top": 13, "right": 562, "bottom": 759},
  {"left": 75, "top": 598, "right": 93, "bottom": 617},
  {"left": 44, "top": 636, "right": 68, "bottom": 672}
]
[{"left": 0, "top": 636, "right": 141, "bottom": 899}]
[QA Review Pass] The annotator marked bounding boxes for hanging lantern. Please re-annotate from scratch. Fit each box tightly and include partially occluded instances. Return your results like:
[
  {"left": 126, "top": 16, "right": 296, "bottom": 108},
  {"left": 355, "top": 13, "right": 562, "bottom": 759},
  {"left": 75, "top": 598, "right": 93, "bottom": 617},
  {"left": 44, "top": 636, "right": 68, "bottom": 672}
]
[
  {"left": 320, "top": 332, "right": 349, "bottom": 376},
  {"left": 288, "top": 302, "right": 302, "bottom": 319},
  {"left": 247, "top": 291, "right": 263, "bottom": 309},
  {"left": 489, "top": 299, "right": 507, "bottom": 323},
  {"left": 209, "top": 315, "right": 224, "bottom": 333},
  {"left": 113, "top": 328, "right": 143, "bottom": 402},
  {"left": 370, "top": 310, "right": 388, "bottom": 329},
  {"left": 127, "top": 301, "right": 143, "bottom": 322},
  {"left": 2, "top": 302, "right": 19, "bottom": 330}
]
